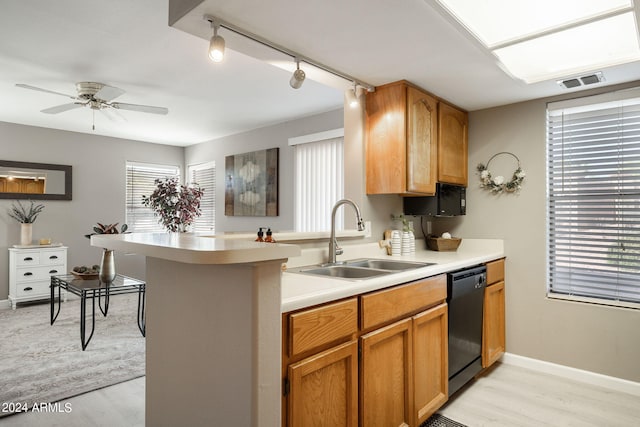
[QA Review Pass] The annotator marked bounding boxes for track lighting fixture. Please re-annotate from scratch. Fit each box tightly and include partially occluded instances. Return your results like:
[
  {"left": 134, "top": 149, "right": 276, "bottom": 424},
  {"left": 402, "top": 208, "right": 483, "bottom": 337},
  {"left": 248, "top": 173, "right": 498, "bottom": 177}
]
[
  {"left": 208, "top": 20, "right": 225, "bottom": 62},
  {"left": 289, "top": 60, "right": 306, "bottom": 89},
  {"left": 346, "top": 84, "right": 363, "bottom": 108},
  {"left": 202, "top": 14, "right": 375, "bottom": 93}
]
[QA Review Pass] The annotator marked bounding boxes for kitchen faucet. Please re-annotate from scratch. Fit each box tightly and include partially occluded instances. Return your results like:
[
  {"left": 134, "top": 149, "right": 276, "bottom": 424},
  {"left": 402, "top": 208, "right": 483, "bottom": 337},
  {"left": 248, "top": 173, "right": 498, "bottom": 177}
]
[{"left": 329, "top": 199, "right": 365, "bottom": 264}]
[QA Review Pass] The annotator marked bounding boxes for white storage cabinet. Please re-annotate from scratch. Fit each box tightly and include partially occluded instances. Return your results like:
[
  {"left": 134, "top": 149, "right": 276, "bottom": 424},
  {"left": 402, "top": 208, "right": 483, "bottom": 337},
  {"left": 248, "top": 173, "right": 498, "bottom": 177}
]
[{"left": 9, "top": 246, "right": 68, "bottom": 309}]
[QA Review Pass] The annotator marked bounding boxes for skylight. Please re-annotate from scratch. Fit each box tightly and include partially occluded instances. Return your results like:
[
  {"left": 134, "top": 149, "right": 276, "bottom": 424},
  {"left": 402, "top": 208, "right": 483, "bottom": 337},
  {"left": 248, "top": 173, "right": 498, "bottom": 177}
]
[{"left": 435, "top": 0, "right": 640, "bottom": 83}]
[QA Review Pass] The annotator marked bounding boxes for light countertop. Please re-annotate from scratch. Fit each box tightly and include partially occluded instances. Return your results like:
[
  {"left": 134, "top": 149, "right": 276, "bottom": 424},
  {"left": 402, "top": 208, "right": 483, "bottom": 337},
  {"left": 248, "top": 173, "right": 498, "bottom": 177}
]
[
  {"left": 91, "top": 232, "right": 300, "bottom": 264},
  {"left": 281, "top": 239, "right": 504, "bottom": 312}
]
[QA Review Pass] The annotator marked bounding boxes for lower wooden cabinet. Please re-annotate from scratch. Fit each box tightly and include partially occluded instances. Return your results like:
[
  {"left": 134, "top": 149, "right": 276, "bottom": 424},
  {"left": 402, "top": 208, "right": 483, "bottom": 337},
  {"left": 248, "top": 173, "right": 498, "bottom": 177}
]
[
  {"left": 288, "top": 340, "right": 358, "bottom": 427},
  {"left": 283, "top": 275, "right": 449, "bottom": 427},
  {"left": 483, "top": 258, "right": 506, "bottom": 368},
  {"left": 360, "top": 318, "right": 413, "bottom": 427},
  {"left": 482, "top": 281, "right": 505, "bottom": 368},
  {"left": 412, "top": 303, "right": 448, "bottom": 426}
]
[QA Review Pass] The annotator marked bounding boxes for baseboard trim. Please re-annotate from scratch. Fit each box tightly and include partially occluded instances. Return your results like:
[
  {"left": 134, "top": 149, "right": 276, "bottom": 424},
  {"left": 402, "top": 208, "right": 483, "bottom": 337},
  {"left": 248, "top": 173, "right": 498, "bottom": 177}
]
[
  {"left": 501, "top": 352, "right": 640, "bottom": 397},
  {"left": 0, "top": 299, "right": 11, "bottom": 310}
]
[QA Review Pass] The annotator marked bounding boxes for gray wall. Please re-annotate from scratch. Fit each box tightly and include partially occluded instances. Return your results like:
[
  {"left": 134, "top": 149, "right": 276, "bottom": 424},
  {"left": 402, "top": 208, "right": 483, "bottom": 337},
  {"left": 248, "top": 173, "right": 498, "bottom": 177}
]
[
  {"left": 436, "top": 82, "right": 640, "bottom": 383},
  {"left": 0, "top": 121, "right": 183, "bottom": 300},
  {"left": 185, "top": 109, "right": 346, "bottom": 233}
]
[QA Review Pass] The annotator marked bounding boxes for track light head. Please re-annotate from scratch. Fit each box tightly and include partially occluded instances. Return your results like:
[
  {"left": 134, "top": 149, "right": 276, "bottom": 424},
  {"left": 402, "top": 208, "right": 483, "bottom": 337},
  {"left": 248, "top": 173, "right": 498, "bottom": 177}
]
[
  {"left": 289, "top": 60, "right": 305, "bottom": 89},
  {"left": 208, "top": 22, "right": 225, "bottom": 62},
  {"left": 346, "top": 84, "right": 363, "bottom": 108}
]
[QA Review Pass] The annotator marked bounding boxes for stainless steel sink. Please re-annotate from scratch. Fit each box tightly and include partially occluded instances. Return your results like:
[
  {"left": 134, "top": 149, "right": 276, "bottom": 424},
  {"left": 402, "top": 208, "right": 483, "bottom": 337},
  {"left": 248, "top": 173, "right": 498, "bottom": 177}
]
[
  {"left": 300, "top": 265, "right": 391, "bottom": 279},
  {"left": 287, "top": 258, "right": 436, "bottom": 281},
  {"left": 345, "top": 259, "right": 436, "bottom": 271}
]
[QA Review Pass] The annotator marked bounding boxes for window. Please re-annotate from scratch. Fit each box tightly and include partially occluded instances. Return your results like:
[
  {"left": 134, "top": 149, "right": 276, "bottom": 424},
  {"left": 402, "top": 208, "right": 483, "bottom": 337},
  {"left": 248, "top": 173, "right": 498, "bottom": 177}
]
[
  {"left": 126, "top": 162, "right": 180, "bottom": 232},
  {"left": 290, "top": 129, "right": 344, "bottom": 232},
  {"left": 188, "top": 162, "right": 215, "bottom": 233},
  {"left": 547, "top": 88, "right": 640, "bottom": 306}
]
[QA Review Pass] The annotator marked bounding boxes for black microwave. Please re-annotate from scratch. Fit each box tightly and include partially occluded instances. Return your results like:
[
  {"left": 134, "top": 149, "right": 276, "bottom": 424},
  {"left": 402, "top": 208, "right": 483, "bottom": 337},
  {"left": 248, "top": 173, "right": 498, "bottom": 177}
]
[{"left": 403, "top": 183, "right": 466, "bottom": 217}]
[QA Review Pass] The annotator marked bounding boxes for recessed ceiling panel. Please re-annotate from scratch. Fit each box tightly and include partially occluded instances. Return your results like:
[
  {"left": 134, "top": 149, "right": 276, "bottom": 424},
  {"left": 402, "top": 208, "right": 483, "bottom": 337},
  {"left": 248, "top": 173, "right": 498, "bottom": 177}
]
[
  {"left": 436, "top": 0, "right": 632, "bottom": 47},
  {"left": 493, "top": 12, "right": 640, "bottom": 83}
]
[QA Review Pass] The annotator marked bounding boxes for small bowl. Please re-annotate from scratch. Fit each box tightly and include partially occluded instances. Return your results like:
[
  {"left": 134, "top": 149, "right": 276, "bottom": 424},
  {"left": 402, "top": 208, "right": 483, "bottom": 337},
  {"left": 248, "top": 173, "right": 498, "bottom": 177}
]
[{"left": 39, "top": 238, "right": 52, "bottom": 245}]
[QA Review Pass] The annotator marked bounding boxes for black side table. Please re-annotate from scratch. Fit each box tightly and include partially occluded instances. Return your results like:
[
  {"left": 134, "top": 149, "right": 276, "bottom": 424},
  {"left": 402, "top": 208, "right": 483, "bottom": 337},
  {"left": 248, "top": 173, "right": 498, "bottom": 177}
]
[{"left": 50, "top": 274, "right": 146, "bottom": 350}]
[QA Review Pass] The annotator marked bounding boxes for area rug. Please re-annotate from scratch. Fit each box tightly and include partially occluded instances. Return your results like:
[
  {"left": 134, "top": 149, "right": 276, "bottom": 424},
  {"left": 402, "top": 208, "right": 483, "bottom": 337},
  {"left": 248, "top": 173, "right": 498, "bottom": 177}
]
[
  {"left": 421, "top": 413, "right": 468, "bottom": 427},
  {"left": 0, "top": 295, "right": 145, "bottom": 417}
]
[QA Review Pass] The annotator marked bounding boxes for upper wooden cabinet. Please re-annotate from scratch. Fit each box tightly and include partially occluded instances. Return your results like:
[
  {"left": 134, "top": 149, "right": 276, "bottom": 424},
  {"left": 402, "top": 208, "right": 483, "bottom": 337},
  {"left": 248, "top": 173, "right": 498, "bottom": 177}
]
[
  {"left": 366, "top": 81, "right": 438, "bottom": 195},
  {"left": 438, "top": 102, "right": 468, "bottom": 186},
  {"left": 365, "top": 80, "right": 468, "bottom": 195}
]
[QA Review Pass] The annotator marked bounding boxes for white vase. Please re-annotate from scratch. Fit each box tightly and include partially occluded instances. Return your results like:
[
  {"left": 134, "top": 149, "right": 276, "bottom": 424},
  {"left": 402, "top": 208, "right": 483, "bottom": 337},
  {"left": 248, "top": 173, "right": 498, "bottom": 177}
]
[{"left": 20, "top": 223, "right": 32, "bottom": 246}]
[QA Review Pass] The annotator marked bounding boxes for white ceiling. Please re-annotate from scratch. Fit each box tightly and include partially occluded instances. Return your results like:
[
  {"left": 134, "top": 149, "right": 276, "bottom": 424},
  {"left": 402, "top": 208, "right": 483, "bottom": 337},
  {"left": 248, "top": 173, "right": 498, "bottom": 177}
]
[{"left": 2, "top": 0, "right": 640, "bottom": 147}]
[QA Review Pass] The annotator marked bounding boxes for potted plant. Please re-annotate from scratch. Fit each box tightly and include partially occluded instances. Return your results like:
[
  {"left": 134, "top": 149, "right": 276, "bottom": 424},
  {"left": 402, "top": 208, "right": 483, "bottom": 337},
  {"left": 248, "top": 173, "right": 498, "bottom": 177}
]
[
  {"left": 85, "top": 222, "right": 130, "bottom": 283},
  {"left": 8, "top": 200, "right": 45, "bottom": 245},
  {"left": 141, "top": 177, "right": 204, "bottom": 232}
]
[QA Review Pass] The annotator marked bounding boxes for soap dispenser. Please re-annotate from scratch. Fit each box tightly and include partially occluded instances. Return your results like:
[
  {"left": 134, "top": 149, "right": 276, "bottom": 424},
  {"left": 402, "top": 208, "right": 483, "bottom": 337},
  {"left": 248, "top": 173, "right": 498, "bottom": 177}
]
[{"left": 255, "top": 227, "right": 264, "bottom": 242}]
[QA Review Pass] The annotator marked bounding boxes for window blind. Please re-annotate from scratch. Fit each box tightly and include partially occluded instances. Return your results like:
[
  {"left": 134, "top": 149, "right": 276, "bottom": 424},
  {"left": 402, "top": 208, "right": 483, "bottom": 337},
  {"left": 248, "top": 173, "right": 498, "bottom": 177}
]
[
  {"left": 547, "top": 90, "right": 640, "bottom": 304},
  {"left": 293, "top": 136, "right": 344, "bottom": 232},
  {"left": 188, "top": 162, "right": 215, "bottom": 233},
  {"left": 126, "top": 162, "right": 180, "bottom": 232}
]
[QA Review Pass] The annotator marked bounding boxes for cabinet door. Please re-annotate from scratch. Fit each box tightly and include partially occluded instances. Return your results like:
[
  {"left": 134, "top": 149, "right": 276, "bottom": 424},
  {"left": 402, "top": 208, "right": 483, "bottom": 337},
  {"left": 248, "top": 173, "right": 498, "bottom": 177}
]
[
  {"left": 365, "top": 82, "right": 407, "bottom": 194},
  {"left": 361, "top": 318, "right": 412, "bottom": 427},
  {"left": 412, "top": 303, "right": 448, "bottom": 426},
  {"left": 438, "top": 102, "right": 468, "bottom": 186},
  {"left": 288, "top": 340, "right": 358, "bottom": 427},
  {"left": 482, "top": 281, "right": 505, "bottom": 368},
  {"left": 406, "top": 87, "right": 437, "bottom": 195}
]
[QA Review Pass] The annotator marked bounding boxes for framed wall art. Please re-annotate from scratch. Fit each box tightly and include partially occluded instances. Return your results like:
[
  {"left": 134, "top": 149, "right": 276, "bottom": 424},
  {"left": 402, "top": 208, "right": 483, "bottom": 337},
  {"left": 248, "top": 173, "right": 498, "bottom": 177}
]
[{"left": 224, "top": 148, "right": 279, "bottom": 216}]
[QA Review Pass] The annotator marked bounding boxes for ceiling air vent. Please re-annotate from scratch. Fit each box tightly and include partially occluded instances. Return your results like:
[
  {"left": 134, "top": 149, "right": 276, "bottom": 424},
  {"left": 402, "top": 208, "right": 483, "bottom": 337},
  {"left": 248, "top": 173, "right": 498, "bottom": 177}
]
[{"left": 558, "top": 72, "right": 604, "bottom": 89}]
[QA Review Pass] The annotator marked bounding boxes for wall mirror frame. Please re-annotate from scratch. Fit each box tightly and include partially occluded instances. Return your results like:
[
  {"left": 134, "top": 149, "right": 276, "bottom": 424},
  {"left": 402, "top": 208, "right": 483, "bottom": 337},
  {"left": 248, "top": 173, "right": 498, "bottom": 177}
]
[{"left": 0, "top": 160, "right": 72, "bottom": 200}]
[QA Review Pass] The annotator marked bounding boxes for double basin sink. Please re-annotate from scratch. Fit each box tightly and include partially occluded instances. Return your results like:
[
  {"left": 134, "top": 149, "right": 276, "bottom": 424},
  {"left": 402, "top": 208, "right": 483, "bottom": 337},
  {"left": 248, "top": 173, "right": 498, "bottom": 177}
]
[{"left": 288, "top": 258, "right": 436, "bottom": 280}]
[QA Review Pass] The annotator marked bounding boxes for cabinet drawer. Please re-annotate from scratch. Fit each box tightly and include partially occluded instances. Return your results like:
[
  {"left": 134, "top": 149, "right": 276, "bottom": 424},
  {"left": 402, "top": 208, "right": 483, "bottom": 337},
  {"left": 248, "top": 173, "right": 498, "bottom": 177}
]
[
  {"left": 486, "top": 259, "right": 505, "bottom": 285},
  {"left": 15, "top": 265, "right": 64, "bottom": 283},
  {"left": 16, "top": 252, "right": 41, "bottom": 266},
  {"left": 289, "top": 298, "right": 358, "bottom": 358},
  {"left": 41, "top": 250, "right": 66, "bottom": 265},
  {"left": 361, "top": 274, "right": 446, "bottom": 331},
  {"left": 16, "top": 280, "right": 51, "bottom": 297}
]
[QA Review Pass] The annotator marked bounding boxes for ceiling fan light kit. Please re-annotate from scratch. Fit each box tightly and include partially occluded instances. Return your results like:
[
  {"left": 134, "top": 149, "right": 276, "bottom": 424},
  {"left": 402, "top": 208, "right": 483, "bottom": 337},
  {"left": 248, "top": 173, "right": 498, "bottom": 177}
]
[{"left": 202, "top": 14, "right": 374, "bottom": 97}]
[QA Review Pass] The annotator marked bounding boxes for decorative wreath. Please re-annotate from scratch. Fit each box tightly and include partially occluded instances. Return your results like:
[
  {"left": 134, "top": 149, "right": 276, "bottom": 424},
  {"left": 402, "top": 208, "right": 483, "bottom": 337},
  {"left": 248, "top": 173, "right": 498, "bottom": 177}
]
[{"left": 477, "top": 152, "right": 526, "bottom": 194}]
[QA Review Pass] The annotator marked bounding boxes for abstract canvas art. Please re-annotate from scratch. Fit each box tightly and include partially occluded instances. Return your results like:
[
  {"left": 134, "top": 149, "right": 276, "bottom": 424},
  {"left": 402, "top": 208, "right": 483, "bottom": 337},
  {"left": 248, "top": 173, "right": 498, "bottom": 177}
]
[{"left": 224, "top": 148, "right": 279, "bottom": 216}]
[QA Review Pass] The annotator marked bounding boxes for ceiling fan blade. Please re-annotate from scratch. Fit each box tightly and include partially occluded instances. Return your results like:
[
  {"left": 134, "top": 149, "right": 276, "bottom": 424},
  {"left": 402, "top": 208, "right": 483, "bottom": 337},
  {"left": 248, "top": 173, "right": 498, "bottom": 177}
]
[
  {"left": 41, "top": 103, "right": 85, "bottom": 114},
  {"left": 112, "top": 102, "right": 168, "bottom": 115},
  {"left": 16, "top": 83, "right": 77, "bottom": 100},
  {"left": 95, "top": 85, "right": 125, "bottom": 102}
]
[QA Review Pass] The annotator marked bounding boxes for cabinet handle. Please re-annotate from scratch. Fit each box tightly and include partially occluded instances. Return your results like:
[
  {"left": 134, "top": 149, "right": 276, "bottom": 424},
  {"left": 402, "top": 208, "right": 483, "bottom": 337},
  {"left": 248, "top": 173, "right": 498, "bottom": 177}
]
[
  {"left": 23, "top": 272, "right": 33, "bottom": 277},
  {"left": 49, "top": 255, "right": 58, "bottom": 260},
  {"left": 24, "top": 257, "right": 33, "bottom": 261},
  {"left": 23, "top": 287, "right": 33, "bottom": 292},
  {"left": 49, "top": 270, "right": 58, "bottom": 274}
]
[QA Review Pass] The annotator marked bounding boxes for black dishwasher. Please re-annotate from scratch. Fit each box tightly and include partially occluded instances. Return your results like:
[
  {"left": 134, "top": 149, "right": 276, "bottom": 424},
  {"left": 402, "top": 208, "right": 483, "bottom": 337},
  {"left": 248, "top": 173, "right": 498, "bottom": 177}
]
[{"left": 447, "top": 265, "right": 486, "bottom": 396}]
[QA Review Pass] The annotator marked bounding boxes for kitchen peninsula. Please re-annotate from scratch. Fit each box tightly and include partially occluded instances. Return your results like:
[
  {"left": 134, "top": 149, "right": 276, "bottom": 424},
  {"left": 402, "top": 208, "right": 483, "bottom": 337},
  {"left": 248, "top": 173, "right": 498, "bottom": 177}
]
[
  {"left": 91, "top": 232, "right": 300, "bottom": 427},
  {"left": 92, "top": 233, "right": 504, "bottom": 426}
]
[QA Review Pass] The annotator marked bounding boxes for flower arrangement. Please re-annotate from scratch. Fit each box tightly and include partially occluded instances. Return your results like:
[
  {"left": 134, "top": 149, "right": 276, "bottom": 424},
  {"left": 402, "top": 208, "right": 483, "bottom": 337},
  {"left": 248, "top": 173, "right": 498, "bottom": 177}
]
[
  {"left": 477, "top": 152, "right": 526, "bottom": 194},
  {"left": 8, "top": 200, "right": 45, "bottom": 223},
  {"left": 84, "top": 222, "right": 129, "bottom": 239},
  {"left": 141, "top": 177, "right": 204, "bottom": 232},
  {"left": 391, "top": 214, "right": 413, "bottom": 232}
]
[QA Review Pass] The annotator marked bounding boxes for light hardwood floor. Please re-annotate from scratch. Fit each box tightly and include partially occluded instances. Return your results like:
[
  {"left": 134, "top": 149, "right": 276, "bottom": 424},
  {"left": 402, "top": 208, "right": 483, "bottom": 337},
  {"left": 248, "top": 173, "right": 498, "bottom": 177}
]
[
  {"left": 1, "top": 362, "right": 638, "bottom": 426},
  {"left": 441, "top": 363, "right": 640, "bottom": 426}
]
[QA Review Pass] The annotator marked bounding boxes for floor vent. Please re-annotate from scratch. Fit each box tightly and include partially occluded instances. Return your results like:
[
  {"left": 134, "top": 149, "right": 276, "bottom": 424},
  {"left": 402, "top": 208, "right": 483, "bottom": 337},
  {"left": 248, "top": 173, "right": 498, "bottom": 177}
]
[{"left": 558, "top": 72, "right": 604, "bottom": 89}]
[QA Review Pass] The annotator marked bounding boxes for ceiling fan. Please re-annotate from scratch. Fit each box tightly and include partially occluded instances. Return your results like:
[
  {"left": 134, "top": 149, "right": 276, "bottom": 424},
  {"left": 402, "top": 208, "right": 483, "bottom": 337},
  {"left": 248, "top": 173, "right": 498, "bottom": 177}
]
[{"left": 16, "top": 82, "right": 168, "bottom": 127}]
